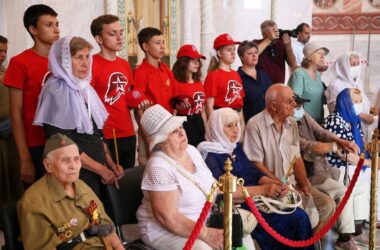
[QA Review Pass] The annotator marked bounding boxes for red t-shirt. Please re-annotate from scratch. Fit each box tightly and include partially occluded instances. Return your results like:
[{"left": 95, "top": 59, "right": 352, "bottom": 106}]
[
  {"left": 133, "top": 59, "right": 175, "bottom": 113},
  {"left": 204, "top": 69, "right": 245, "bottom": 109},
  {"left": 254, "top": 38, "right": 287, "bottom": 83},
  {"left": 3, "top": 49, "right": 49, "bottom": 147},
  {"left": 91, "top": 55, "right": 136, "bottom": 139},
  {"left": 174, "top": 81, "right": 206, "bottom": 115}
]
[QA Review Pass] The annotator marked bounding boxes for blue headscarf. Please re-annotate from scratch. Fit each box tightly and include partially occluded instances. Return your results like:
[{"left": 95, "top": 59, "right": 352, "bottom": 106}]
[{"left": 336, "top": 88, "right": 365, "bottom": 154}]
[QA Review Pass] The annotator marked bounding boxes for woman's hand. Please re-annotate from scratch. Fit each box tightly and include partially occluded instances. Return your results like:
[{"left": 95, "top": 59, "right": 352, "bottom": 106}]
[
  {"left": 263, "top": 184, "right": 286, "bottom": 198},
  {"left": 175, "top": 98, "right": 192, "bottom": 110},
  {"left": 359, "top": 113, "right": 375, "bottom": 124},
  {"left": 100, "top": 166, "right": 117, "bottom": 184},
  {"left": 138, "top": 99, "right": 151, "bottom": 110},
  {"left": 110, "top": 163, "right": 124, "bottom": 179},
  {"left": 200, "top": 227, "right": 224, "bottom": 250}
]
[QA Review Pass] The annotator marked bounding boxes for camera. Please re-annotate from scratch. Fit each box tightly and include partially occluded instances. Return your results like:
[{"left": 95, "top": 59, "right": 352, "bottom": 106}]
[{"left": 279, "top": 29, "right": 298, "bottom": 38}]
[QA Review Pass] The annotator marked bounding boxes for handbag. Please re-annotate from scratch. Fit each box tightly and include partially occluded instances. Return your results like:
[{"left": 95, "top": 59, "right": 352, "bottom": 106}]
[
  {"left": 236, "top": 207, "right": 257, "bottom": 234},
  {"left": 208, "top": 194, "right": 244, "bottom": 248},
  {"left": 252, "top": 188, "right": 302, "bottom": 214}
]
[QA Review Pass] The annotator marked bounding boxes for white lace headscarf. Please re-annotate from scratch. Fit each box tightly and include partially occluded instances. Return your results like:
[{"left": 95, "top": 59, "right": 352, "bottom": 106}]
[
  {"left": 197, "top": 108, "right": 240, "bottom": 159},
  {"left": 325, "top": 51, "right": 369, "bottom": 113},
  {"left": 34, "top": 36, "right": 108, "bottom": 134}
]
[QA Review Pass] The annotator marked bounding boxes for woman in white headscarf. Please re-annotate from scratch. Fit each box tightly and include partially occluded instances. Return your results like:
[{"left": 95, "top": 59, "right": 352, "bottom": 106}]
[
  {"left": 325, "top": 52, "right": 374, "bottom": 141},
  {"left": 197, "top": 108, "right": 314, "bottom": 250},
  {"left": 34, "top": 36, "right": 123, "bottom": 196}
]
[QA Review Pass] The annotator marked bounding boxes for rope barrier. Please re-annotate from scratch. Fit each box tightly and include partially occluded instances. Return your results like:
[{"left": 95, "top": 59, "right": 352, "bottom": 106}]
[
  {"left": 183, "top": 200, "right": 213, "bottom": 250},
  {"left": 244, "top": 157, "right": 365, "bottom": 247},
  {"left": 184, "top": 184, "right": 218, "bottom": 250}
]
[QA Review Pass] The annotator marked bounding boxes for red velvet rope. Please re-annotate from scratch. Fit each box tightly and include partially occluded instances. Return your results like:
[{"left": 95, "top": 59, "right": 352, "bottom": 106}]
[
  {"left": 245, "top": 158, "right": 365, "bottom": 247},
  {"left": 183, "top": 200, "right": 212, "bottom": 250}
]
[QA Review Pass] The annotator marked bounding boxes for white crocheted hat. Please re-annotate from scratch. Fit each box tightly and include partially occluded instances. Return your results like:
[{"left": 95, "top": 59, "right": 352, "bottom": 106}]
[{"left": 140, "top": 104, "right": 187, "bottom": 151}]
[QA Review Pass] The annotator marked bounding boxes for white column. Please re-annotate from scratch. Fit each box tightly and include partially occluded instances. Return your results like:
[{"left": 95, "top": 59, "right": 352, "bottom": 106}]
[
  {"left": 105, "top": 0, "right": 118, "bottom": 15},
  {"left": 182, "top": 0, "right": 192, "bottom": 45},
  {"left": 200, "top": 0, "right": 214, "bottom": 79},
  {"left": 271, "top": 0, "right": 280, "bottom": 23}
]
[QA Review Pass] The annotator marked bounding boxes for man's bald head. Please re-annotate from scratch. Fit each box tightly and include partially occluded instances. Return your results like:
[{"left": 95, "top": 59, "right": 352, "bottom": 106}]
[
  {"left": 265, "top": 84, "right": 296, "bottom": 118},
  {"left": 265, "top": 84, "right": 292, "bottom": 105}
]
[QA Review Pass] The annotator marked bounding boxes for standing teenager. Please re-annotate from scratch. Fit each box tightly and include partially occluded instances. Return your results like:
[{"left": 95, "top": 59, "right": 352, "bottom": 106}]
[
  {"left": 133, "top": 27, "right": 176, "bottom": 165},
  {"left": 3, "top": 4, "right": 59, "bottom": 185},
  {"left": 204, "top": 33, "right": 245, "bottom": 135},
  {"left": 91, "top": 15, "right": 148, "bottom": 169},
  {"left": 172, "top": 44, "right": 207, "bottom": 147}
]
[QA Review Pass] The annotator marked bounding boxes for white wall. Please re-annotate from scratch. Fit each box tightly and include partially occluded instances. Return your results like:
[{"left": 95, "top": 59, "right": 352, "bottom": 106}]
[
  {"left": 2, "top": 0, "right": 377, "bottom": 97},
  {"left": 0, "top": 0, "right": 105, "bottom": 61}
]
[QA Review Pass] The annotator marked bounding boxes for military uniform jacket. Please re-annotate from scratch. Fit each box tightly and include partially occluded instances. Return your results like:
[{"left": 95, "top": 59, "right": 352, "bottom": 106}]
[{"left": 17, "top": 175, "right": 114, "bottom": 250}]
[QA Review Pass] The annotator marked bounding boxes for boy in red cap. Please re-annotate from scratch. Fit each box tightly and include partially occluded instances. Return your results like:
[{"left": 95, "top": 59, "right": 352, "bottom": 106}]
[
  {"left": 172, "top": 44, "right": 207, "bottom": 146},
  {"left": 204, "top": 33, "right": 245, "bottom": 134},
  {"left": 90, "top": 15, "right": 148, "bottom": 169},
  {"left": 3, "top": 4, "right": 59, "bottom": 185},
  {"left": 133, "top": 27, "right": 177, "bottom": 165}
]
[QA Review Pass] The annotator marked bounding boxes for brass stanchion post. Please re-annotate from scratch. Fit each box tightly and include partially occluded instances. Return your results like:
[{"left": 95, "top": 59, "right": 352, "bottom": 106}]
[
  {"left": 370, "top": 129, "right": 379, "bottom": 250},
  {"left": 219, "top": 158, "right": 237, "bottom": 250}
]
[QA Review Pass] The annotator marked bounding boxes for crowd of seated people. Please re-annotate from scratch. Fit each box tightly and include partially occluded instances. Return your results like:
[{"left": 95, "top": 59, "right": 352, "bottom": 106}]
[{"left": 2, "top": 3, "right": 380, "bottom": 250}]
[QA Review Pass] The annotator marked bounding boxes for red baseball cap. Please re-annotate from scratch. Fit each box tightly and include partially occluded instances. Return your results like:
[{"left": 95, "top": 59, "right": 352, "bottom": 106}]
[
  {"left": 177, "top": 44, "right": 206, "bottom": 59},
  {"left": 213, "top": 33, "right": 241, "bottom": 49}
]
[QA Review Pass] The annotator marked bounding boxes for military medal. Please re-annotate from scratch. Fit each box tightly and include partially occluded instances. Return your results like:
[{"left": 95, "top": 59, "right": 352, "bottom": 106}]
[
  {"left": 56, "top": 218, "right": 77, "bottom": 240},
  {"left": 70, "top": 218, "right": 78, "bottom": 226},
  {"left": 65, "top": 230, "right": 73, "bottom": 238}
]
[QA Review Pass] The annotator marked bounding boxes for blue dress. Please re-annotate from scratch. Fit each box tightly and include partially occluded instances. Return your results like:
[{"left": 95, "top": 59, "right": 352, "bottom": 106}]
[{"left": 205, "top": 144, "right": 315, "bottom": 250}]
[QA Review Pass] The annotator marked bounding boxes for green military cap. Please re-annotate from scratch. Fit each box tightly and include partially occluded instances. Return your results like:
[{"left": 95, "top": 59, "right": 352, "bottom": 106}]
[{"left": 44, "top": 133, "right": 76, "bottom": 158}]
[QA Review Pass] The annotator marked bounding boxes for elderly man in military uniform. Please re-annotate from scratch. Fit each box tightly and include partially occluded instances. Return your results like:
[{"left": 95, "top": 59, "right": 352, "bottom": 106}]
[{"left": 17, "top": 133, "right": 124, "bottom": 250}]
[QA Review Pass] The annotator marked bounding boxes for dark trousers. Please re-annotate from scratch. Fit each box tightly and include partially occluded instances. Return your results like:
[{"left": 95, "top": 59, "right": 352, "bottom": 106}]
[{"left": 106, "top": 135, "right": 136, "bottom": 169}]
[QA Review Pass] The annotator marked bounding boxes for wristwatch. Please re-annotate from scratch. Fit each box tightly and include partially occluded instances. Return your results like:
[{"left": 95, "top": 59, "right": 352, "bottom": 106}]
[{"left": 332, "top": 142, "right": 338, "bottom": 153}]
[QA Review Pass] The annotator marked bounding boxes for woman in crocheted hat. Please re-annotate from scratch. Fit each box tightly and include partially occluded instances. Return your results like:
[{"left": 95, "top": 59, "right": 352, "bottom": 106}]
[{"left": 137, "top": 104, "right": 257, "bottom": 250}]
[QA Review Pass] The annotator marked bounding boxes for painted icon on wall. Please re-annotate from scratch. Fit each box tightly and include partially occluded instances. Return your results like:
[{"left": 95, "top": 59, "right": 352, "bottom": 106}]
[{"left": 119, "top": 0, "right": 176, "bottom": 68}]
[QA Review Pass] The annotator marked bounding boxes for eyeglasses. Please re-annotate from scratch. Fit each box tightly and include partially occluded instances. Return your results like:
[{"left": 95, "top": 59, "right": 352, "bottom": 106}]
[{"left": 287, "top": 95, "right": 297, "bottom": 105}]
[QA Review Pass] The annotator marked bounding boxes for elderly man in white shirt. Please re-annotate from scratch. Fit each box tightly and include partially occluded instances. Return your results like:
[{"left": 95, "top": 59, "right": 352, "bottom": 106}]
[{"left": 243, "top": 84, "right": 335, "bottom": 234}]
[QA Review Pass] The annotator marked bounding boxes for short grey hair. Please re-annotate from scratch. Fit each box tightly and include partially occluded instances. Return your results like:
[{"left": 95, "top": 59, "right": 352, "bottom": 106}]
[
  {"left": 237, "top": 40, "right": 258, "bottom": 59},
  {"left": 260, "top": 20, "right": 276, "bottom": 34}
]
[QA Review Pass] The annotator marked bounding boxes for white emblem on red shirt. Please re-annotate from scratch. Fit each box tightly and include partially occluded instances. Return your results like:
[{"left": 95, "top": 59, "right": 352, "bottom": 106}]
[
  {"left": 192, "top": 92, "right": 205, "bottom": 115},
  {"left": 225, "top": 80, "right": 242, "bottom": 104},
  {"left": 104, "top": 72, "right": 128, "bottom": 105}
]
